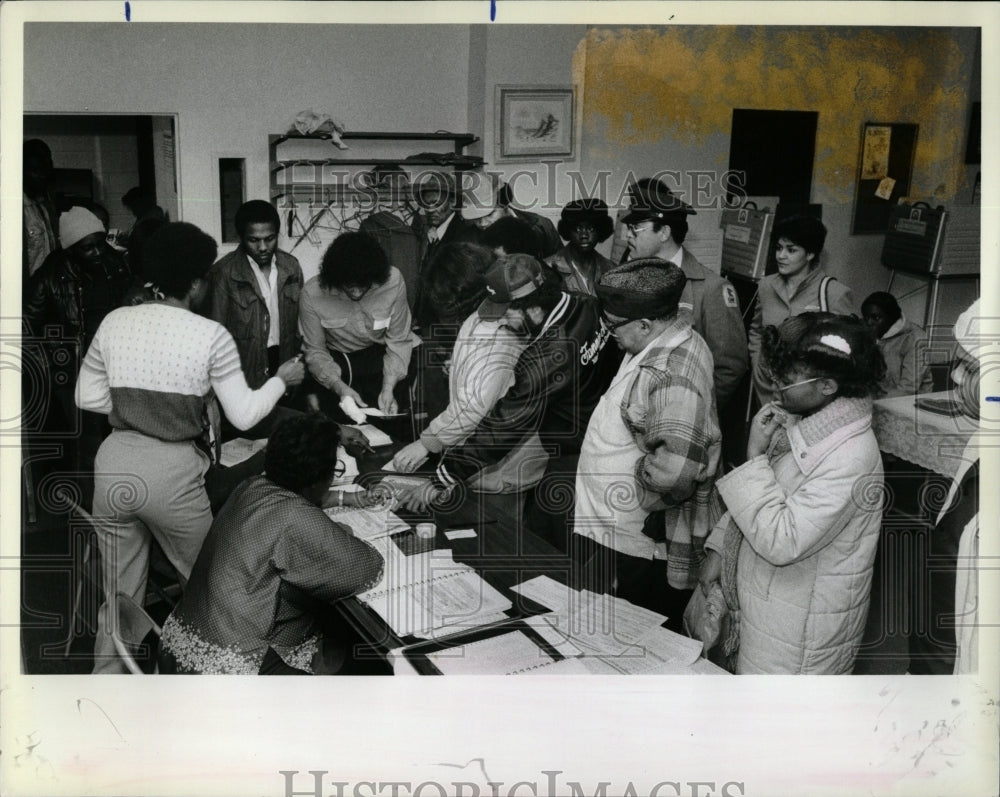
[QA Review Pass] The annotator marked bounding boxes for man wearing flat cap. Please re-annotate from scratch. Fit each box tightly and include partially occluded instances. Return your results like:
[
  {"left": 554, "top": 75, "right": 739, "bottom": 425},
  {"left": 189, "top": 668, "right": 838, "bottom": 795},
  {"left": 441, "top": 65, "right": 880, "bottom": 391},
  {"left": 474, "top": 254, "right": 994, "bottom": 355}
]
[
  {"left": 572, "top": 258, "right": 723, "bottom": 629},
  {"left": 397, "top": 252, "right": 618, "bottom": 521},
  {"left": 623, "top": 178, "right": 748, "bottom": 409}
]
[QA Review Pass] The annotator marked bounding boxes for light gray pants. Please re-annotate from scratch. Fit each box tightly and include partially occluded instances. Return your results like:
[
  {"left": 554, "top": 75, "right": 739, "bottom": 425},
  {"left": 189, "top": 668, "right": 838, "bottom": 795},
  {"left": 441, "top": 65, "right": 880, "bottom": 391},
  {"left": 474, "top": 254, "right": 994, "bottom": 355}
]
[{"left": 91, "top": 430, "right": 212, "bottom": 673}]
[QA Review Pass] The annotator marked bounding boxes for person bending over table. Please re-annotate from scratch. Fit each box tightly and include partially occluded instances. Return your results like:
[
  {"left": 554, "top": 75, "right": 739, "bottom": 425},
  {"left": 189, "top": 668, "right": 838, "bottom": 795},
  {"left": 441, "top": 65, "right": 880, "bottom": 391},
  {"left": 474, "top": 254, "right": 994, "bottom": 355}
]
[
  {"left": 76, "top": 222, "right": 306, "bottom": 673},
  {"left": 159, "top": 413, "right": 385, "bottom": 674},
  {"left": 391, "top": 242, "right": 528, "bottom": 477},
  {"left": 299, "top": 231, "right": 419, "bottom": 421},
  {"left": 395, "top": 253, "right": 619, "bottom": 522}
]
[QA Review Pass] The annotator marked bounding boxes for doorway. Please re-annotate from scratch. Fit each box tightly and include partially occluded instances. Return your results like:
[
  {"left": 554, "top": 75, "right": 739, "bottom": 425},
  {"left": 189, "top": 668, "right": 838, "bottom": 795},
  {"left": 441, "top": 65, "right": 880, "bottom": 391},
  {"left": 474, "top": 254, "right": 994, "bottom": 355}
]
[{"left": 23, "top": 114, "right": 179, "bottom": 236}]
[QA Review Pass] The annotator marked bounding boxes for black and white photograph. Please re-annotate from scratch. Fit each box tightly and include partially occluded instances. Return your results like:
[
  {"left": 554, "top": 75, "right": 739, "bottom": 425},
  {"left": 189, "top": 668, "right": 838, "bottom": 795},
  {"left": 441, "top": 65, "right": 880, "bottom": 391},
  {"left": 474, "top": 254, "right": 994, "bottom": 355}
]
[{"left": 2, "top": 2, "right": 997, "bottom": 796}]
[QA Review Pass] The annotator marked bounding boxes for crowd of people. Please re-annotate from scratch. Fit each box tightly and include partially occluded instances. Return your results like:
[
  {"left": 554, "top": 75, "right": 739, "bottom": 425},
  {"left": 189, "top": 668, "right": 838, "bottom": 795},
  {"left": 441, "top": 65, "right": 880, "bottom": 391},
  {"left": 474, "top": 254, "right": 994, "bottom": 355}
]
[{"left": 22, "top": 138, "right": 980, "bottom": 676}]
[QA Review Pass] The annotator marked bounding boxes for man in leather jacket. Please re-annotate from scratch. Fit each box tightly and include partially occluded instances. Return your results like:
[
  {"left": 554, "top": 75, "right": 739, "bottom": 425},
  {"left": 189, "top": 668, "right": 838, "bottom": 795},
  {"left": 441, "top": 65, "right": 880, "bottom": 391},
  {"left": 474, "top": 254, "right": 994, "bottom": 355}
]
[{"left": 23, "top": 206, "right": 132, "bottom": 483}]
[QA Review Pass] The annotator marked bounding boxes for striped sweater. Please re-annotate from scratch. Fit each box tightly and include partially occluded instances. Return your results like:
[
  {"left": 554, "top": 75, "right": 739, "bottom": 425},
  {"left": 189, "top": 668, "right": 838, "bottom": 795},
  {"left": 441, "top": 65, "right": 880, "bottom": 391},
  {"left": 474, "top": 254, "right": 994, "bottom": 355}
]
[{"left": 76, "top": 303, "right": 285, "bottom": 440}]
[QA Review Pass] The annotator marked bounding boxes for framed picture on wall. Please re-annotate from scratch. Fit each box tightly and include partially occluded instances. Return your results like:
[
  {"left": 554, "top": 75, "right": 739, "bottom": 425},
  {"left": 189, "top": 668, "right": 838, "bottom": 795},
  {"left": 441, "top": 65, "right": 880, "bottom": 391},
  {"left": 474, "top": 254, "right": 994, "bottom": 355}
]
[{"left": 496, "top": 85, "right": 576, "bottom": 162}]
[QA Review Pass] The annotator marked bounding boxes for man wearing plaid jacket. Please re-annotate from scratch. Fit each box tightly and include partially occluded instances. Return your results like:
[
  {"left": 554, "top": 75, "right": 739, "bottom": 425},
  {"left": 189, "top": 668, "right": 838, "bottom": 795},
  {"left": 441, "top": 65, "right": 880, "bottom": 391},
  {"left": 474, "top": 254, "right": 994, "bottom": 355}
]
[{"left": 572, "top": 258, "right": 723, "bottom": 632}]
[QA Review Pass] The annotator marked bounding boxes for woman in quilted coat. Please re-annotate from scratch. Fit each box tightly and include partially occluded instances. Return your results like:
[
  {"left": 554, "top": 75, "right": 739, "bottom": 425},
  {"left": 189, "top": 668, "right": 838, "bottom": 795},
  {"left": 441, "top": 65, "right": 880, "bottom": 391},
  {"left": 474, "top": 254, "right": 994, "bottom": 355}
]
[{"left": 702, "top": 314, "right": 886, "bottom": 673}]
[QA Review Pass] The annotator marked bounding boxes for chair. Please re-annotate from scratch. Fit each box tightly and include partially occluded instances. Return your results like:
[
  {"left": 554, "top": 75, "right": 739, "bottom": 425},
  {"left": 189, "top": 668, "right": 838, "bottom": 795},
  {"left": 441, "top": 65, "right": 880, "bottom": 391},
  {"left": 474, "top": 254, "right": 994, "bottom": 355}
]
[
  {"left": 59, "top": 488, "right": 179, "bottom": 658},
  {"left": 108, "top": 591, "right": 161, "bottom": 674}
]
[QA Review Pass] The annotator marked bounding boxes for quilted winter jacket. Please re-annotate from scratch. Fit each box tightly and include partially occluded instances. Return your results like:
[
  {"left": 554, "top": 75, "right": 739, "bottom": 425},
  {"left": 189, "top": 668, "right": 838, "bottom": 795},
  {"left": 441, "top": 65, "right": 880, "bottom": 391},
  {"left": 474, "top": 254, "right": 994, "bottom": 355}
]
[{"left": 713, "top": 401, "right": 883, "bottom": 674}]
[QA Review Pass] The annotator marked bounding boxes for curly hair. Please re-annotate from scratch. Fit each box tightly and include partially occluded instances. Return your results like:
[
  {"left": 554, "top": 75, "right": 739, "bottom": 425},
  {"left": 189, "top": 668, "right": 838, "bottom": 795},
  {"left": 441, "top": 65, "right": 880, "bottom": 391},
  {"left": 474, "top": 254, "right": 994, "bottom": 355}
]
[
  {"left": 424, "top": 243, "right": 495, "bottom": 324},
  {"left": 143, "top": 222, "right": 218, "bottom": 300},
  {"left": 319, "top": 231, "right": 391, "bottom": 292},
  {"left": 762, "top": 313, "right": 886, "bottom": 398},
  {"left": 234, "top": 200, "right": 281, "bottom": 238},
  {"left": 264, "top": 412, "right": 341, "bottom": 493},
  {"left": 481, "top": 217, "right": 542, "bottom": 258},
  {"left": 557, "top": 198, "right": 615, "bottom": 243}
]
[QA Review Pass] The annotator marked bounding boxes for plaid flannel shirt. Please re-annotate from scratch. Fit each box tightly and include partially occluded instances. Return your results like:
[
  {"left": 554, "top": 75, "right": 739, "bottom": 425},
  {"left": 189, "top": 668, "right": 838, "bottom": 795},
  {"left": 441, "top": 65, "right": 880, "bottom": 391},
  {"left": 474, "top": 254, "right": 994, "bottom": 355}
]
[{"left": 621, "top": 317, "right": 723, "bottom": 590}]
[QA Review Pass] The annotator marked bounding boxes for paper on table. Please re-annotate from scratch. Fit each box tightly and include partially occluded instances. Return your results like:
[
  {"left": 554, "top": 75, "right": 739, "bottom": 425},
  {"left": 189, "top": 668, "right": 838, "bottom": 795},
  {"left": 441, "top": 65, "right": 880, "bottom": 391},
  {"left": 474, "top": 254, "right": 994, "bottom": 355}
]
[
  {"left": 590, "top": 626, "right": 704, "bottom": 674},
  {"left": 510, "top": 575, "right": 573, "bottom": 612},
  {"left": 219, "top": 437, "right": 267, "bottom": 468},
  {"left": 351, "top": 423, "right": 392, "bottom": 447},
  {"left": 323, "top": 506, "right": 409, "bottom": 542},
  {"left": 427, "top": 631, "right": 554, "bottom": 675},
  {"left": 359, "top": 560, "right": 512, "bottom": 639},
  {"left": 444, "top": 528, "right": 477, "bottom": 540}
]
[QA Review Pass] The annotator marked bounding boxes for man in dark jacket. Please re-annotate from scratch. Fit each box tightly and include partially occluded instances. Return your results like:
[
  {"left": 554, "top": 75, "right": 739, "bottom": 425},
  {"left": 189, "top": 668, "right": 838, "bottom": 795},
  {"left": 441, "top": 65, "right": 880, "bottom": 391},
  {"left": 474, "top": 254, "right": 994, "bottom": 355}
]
[
  {"left": 397, "top": 253, "right": 619, "bottom": 516},
  {"left": 411, "top": 171, "right": 481, "bottom": 330},
  {"left": 23, "top": 205, "right": 132, "bottom": 484},
  {"left": 461, "top": 178, "right": 561, "bottom": 259},
  {"left": 623, "top": 179, "right": 748, "bottom": 410},
  {"left": 207, "top": 200, "right": 305, "bottom": 438}
]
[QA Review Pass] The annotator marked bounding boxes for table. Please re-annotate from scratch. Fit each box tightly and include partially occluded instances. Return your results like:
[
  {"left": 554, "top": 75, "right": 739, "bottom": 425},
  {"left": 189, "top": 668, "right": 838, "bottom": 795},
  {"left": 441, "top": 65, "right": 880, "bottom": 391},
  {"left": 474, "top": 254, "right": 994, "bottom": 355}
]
[
  {"left": 335, "top": 445, "right": 727, "bottom": 675},
  {"left": 872, "top": 391, "right": 977, "bottom": 479}
]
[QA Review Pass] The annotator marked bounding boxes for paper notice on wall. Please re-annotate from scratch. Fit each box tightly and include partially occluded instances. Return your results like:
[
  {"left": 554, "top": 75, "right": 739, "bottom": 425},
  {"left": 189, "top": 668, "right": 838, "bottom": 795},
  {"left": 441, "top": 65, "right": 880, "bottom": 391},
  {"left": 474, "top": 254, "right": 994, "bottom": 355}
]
[
  {"left": 861, "top": 125, "right": 892, "bottom": 179},
  {"left": 875, "top": 177, "right": 896, "bottom": 200}
]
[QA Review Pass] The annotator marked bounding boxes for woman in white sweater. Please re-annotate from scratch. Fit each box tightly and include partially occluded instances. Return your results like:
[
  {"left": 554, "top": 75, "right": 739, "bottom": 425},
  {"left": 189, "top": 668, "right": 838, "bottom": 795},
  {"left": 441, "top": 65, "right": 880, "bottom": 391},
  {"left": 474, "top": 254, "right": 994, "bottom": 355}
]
[{"left": 76, "top": 222, "right": 304, "bottom": 673}]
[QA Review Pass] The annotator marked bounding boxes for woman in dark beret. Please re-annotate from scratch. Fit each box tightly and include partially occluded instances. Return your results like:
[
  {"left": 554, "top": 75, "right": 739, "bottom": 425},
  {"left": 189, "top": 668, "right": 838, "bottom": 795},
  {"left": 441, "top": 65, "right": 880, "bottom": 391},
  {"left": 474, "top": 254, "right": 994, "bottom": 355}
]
[{"left": 546, "top": 198, "right": 615, "bottom": 296}]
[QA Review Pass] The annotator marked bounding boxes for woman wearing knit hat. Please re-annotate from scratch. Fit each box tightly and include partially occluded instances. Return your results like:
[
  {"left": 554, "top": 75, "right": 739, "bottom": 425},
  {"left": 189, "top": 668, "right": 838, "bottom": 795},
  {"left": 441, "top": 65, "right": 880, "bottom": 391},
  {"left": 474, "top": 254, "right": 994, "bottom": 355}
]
[
  {"left": 23, "top": 206, "right": 132, "bottom": 485},
  {"left": 546, "top": 198, "right": 615, "bottom": 296}
]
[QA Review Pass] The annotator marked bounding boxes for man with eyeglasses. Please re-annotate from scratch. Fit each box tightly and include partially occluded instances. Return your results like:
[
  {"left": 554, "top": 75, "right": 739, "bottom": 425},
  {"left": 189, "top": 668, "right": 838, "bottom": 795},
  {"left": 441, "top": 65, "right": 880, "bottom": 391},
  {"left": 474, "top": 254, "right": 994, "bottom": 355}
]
[
  {"left": 622, "top": 179, "right": 748, "bottom": 410},
  {"left": 572, "top": 259, "right": 722, "bottom": 630}
]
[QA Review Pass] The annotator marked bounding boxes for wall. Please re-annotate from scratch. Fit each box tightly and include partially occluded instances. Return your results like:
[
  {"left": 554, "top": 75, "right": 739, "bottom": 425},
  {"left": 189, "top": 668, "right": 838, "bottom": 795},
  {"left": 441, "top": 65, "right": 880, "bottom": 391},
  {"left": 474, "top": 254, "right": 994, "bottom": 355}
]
[
  {"left": 574, "top": 25, "right": 979, "bottom": 333},
  {"left": 25, "top": 22, "right": 473, "bottom": 277},
  {"left": 474, "top": 24, "right": 589, "bottom": 236}
]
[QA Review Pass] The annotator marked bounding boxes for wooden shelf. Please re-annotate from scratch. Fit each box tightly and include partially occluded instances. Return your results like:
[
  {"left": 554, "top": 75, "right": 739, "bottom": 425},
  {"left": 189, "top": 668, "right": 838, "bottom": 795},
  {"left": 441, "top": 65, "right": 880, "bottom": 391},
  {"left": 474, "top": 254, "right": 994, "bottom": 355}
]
[{"left": 271, "top": 131, "right": 479, "bottom": 148}]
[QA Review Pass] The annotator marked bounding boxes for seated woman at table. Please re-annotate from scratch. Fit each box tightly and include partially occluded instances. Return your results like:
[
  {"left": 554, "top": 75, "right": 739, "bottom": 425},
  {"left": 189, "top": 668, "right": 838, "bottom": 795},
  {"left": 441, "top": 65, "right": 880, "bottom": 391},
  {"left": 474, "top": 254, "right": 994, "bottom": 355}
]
[
  {"left": 748, "top": 215, "right": 857, "bottom": 405},
  {"left": 390, "top": 242, "right": 530, "bottom": 477},
  {"left": 299, "top": 231, "right": 420, "bottom": 421},
  {"left": 159, "top": 412, "right": 385, "bottom": 675},
  {"left": 701, "top": 313, "right": 887, "bottom": 674},
  {"left": 861, "top": 291, "right": 934, "bottom": 398}
]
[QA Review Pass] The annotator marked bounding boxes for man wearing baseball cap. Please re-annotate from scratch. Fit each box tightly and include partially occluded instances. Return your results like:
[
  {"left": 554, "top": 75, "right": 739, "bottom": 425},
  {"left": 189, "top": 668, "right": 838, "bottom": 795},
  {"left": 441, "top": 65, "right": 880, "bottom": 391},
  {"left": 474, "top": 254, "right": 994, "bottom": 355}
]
[
  {"left": 397, "top": 252, "right": 619, "bottom": 523},
  {"left": 572, "top": 258, "right": 722, "bottom": 629},
  {"left": 623, "top": 178, "right": 748, "bottom": 410}
]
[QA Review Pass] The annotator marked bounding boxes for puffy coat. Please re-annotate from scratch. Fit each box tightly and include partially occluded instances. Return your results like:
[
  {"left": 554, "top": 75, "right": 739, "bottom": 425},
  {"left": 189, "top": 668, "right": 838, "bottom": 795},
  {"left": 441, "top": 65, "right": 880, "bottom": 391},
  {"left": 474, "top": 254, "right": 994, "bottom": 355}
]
[{"left": 714, "top": 397, "right": 883, "bottom": 674}]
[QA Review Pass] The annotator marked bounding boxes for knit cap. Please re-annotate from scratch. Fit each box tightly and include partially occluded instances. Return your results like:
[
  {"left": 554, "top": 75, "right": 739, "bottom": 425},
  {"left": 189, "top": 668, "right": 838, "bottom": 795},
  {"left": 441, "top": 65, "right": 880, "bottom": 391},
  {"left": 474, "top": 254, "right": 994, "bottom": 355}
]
[
  {"left": 596, "top": 258, "right": 686, "bottom": 320},
  {"left": 59, "top": 206, "right": 104, "bottom": 248}
]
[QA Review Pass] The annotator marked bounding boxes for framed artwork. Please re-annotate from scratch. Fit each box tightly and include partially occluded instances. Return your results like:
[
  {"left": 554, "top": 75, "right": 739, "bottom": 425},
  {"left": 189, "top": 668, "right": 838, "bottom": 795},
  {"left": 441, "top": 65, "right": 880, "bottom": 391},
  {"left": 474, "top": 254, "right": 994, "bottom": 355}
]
[
  {"left": 851, "top": 121, "right": 918, "bottom": 235},
  {"left": 496, "top": 85, "right": 576, "bottom": 161}
]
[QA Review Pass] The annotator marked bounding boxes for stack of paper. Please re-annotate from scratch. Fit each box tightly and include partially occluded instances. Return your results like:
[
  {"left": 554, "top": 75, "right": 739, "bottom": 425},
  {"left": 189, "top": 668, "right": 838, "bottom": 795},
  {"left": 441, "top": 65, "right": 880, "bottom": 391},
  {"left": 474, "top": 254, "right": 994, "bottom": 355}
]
[
  {"left": 511, "top": 576, "right": 704, "bottom": 672},
  {"left": 351, "top": 423, "right": 393, "bottom": 448},
  {"left": 323, "top": 506, "right": 410, "bottom": 542},
  {"left": 358, "top": 548, "right": 512, "bottom": 639}
]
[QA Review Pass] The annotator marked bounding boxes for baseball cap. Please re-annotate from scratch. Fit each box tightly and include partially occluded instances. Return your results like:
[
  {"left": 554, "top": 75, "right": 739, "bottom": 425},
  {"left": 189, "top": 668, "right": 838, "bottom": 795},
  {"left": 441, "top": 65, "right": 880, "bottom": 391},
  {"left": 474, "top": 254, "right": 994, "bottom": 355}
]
[
  {"left": 621, "top": 180, "right": 696, "bottom": 225},
  {"left": 478, "top": 253, "right": 547, "bottom": 320}
]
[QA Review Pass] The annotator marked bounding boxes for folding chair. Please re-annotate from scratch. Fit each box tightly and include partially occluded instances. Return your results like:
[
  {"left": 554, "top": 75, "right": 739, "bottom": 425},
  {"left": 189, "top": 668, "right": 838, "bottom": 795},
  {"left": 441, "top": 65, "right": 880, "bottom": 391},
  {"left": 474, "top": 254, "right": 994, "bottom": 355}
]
[{"left": 108, "top": 591, "right": 161, "bottom": 674}]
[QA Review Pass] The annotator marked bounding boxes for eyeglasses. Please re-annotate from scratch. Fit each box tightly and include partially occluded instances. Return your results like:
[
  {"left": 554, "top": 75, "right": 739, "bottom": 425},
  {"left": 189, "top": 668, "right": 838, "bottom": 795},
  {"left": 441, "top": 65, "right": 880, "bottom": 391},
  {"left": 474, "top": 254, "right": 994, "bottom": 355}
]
[
  {"left": 626, "top": 223, "right": 654, "bottom": 236},
  {"left": 333, "top": 459, "right": 347, "bottom": 478},
  {"left": 601, "top": 315, "right": 635, "bottom": 333},
  {"left": 775, "top": 376, "right": 821, "bottom": 393}
]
